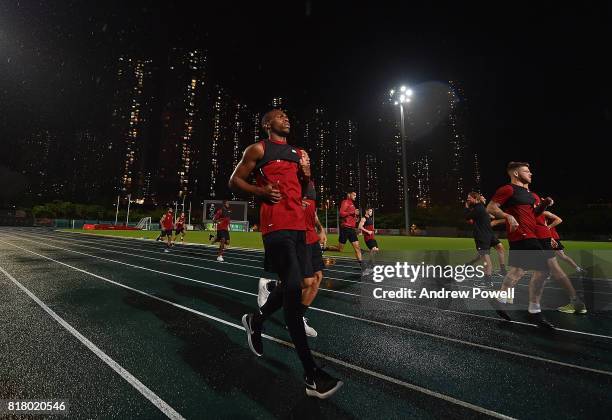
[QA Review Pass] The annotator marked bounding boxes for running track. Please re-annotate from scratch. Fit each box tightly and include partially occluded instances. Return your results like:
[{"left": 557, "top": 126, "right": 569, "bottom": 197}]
[{"left": 1, "top": 227, "right": 611, "bottom": 419}]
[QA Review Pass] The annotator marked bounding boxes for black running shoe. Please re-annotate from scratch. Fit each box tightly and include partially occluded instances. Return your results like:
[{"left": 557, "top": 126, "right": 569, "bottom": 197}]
[
  {"left": 305, "top": 368, "right": 344, "bottom": 399},
  {"left": 527, "top": 312, "right": 555, "bottom": 330},
  {"left": 241, "top": 314, "right": 263, "bottom": 356},
  {"left": 209, "top": 234, "right": 214, "bottom": 241},
  {"left": 489, "top": 298, "right": 512, "bottom": 321}
]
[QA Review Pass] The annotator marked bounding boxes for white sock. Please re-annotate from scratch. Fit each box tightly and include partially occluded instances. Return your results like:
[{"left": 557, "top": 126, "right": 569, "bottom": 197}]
[{"left": 528, "top": 303, "right": 541, "bottom": 314}]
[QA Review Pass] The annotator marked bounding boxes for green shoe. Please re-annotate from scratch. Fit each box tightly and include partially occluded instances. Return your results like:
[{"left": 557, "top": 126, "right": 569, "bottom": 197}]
[
  {"left": 557, "top": 302, "right": 588, "bottom": 314},
  {"left": 574, "top": 301, "right": 588, "bottom": 314},
  {"left": 557, "top": 303, "right": 576, "bottom": 313}
]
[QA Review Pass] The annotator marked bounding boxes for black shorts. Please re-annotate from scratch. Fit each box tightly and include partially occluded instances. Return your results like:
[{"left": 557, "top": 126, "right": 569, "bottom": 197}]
[
  {"left": 216, "top": 229, "right": 230, "bottom": 241},
  {"left": 175, "top": 228, "right": 184, "bottom": 235},
  {"left": 305, "top": 242, "right": 324, "bottom": 276},
  {"left": 508, "top": 238, "right": 549, "bottom": 272},
  {"left": 161, "top": 229, "right": 173, "bottom": 237},
  {"left": 553, "top": 239, "right": 564, "bottom": 250},
  {"left": 538, "top": 238, "right": 556, "bottom": 259},
  {"left": 475, "top": 235, "right": 501, "bottom": 255},
  {"left": 263, "top": 230, "right": 307, "bottom": 278},
  {"left": 365, "top": 239, "right": 379, "bottom": 250},
  {"left": 339, "top": 226, "right": 358, "bottom": 244}
]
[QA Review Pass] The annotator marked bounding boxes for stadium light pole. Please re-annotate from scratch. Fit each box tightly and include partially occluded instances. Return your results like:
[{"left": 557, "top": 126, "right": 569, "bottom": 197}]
[
  {"left": 114, "top": 195, "right": 120, "bottom": 225},
  {"left": 125, "top": 194, "right": 131, "bottom": 226},
  {"left": 389, "top": 86, "right": 413, "bottom": 235},
  {"left": 325, "top": 199, "right": 329, "bottom": 233}
]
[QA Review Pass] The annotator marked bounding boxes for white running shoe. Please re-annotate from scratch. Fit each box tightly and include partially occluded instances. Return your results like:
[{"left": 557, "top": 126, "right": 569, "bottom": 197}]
[
  {"left": 164, "top": 249, "right": 170, "bottom": 253},
  {"left": 257, "top": 278, "right": 273, "bottom": 308},
  {"left": 217, "top": 255, "right": 224, "bottom": 262},
  {"left": 303, "top": 317, "right": 318, "bottom": 338}
]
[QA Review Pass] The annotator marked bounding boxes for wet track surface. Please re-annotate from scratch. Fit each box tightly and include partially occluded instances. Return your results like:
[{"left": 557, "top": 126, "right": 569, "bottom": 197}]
[{"left": 1, "top": 228, "right": 611, "bottom": 419}]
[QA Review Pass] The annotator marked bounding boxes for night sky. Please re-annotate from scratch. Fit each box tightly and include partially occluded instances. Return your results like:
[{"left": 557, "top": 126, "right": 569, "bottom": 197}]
[{"left": 1, "top": 1, "right": 611, "bottom": 202}]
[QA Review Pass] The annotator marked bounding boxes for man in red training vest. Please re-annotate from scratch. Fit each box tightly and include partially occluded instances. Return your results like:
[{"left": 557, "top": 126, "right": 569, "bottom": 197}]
[
  {"left": 211, "top": 200, "right": 231, "bottom": 262},
  {"left": 173, "top": 212, "right": 186, "bottom": 244},
  {"left": 229, "top": 109, "right": 343, "bottom": 399},
  {"left": 325, "top": 191, "right": 364, "bottom": 269}
]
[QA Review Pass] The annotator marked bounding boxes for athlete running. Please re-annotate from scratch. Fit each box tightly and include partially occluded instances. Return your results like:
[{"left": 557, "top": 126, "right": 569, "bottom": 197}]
[
  {"left": 543, "top": 211, "right": 587, "bottom": 275},
  {"left": 158, "top": 208, "right": 174, "bottom": 252},
  {"left": 258, "top": 181, "right": 326, "bottom": 337},
  {"left": 174, "top": 212, "right": 186, "bottom": 244},
  {"left": 464, "top": 192, "right": 506, "bottom": 287},
  {"left": 229, "top": 109, "right": 342, "bottom": 398},
  {"left": 358, "top": 208, "right": 379, "bottom": 275},
  {"left": 325, "top": 191, "right": 364, "bottom": 269},
  {"left": 212, "top": 200, "right": 231, "bottom": 262},
  {"left": 487, "top": 162, "right": 555, "bottom": 329}
]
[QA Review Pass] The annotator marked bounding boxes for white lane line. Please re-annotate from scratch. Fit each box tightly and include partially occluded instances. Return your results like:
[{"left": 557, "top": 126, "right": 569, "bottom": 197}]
[
  {"left": 17, "top": 232, "right": 612, "bottom": 340},
  {"left": 4, "top": 237, "right": 612, "bottom": 374},
  {"left": 52, "top": 229, "right": 362, "bottom": 266},
  {"left": 40, "top": 232, "right": 612, "bottom": 300},
  {"left": 0, "top": 265, "right": 185, "bottom": 420},
  {"left": 53, "top": 230, "right": 361, "bottom": 274},
  {"left": 5, "top": 233, "right": 543, "bottom": 325},
  {"left": 54, "top": 229, "right": 612, "bottom": 281},
  {"left": 0, "top": 243, "right": 515, "bottom": 420},
  {"left": 50, "top": 229, "right": 612, "bottom": 291},
  {"left": 31, "top": 231, "right": 373, "bottom": 286}
]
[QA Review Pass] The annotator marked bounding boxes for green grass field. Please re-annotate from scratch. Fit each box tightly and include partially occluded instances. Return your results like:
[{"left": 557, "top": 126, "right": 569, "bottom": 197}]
[{"left": 60, "top": 229, "right": 612, "bottom": 252}]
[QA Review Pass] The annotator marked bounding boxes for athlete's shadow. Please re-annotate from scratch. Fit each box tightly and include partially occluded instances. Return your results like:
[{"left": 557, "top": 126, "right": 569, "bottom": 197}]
[
  {"left": 123, "top": 292, "right": 353, "bottom": 417},
  {"left": 169, "top": 280, "right": 286, "bottom": 329}
]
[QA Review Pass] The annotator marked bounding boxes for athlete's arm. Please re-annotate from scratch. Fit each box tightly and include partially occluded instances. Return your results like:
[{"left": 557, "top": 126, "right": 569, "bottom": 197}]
[
  {"left": 357, "top": 217, "right": 366, "bottom": 233},
  {"left": 488, "top": 185, "right": 519, "bottom": 232},
  {"left": 229, "top": 143, "right": 281, "bottom": 203},
  {"left": 490, "top": 218, "right": 506, "bottom": 227},
  {"left": 534, "top": 197, "right": 553, "bottom": 215},
  {"left": 486, "top": 201, "right": 518, "bottom": 232},
  {"left": 543, "top": 210, "right": 562, "bottom": 229},
  {"left": 358, "top": 217, "right": 372, "bottom": 235}
]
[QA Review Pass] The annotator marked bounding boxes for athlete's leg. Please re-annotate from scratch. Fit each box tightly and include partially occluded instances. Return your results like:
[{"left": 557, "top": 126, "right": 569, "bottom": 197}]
[
  {"left": 529, "top": 271, "right": 547, "bottom": 306},
  {"left": 501, "top": 267, "right": 523, "bottom": 292},
  {"left": 301, "top": 272, "right": 322, "bottom": 307},
  {"left": 350, "top": 240, "right": 363, "bottom": 264},
  {"left": 555, "top": 250, "right": 579, "bottom": 270},
  {"left": 326, "top": 243, "right": 344, "bottom": 252},
  {"left": 546, "top": 258, "right": 577, "bottom": 299},
  {"left": 369, "top": 247, "right": 379, "bottom": 263},
  {"left": 494, "top": 243, "right": 507, "bottom": 273},
  {"left": 482, "top": 254, "right": 493, "bottom": 276}
]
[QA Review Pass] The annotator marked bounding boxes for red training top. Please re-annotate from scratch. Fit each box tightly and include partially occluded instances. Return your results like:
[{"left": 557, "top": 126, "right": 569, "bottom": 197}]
[
  {"left": 550, "top": 226, "right": 560, "bottom": 240},
  {"left": 161, "top": 212, "right": 174, "bottom": 230},
  {"left": 491, "top": 184, "right": 538, "bottom": 242},
  {"left": 214, "top": 208, "right": 231, "bottom": 231},
  {"left": 532, "top": 193, "right": 552, "bottom": 239},
  {"left": 304, "top": 199, "right": 320, "bottom": 245},
  {"left": 363, "top": 216, "right": 375, "bottom": 242},
  {"left": 339, "top": 199, "right": 357, "bottom": 228},
  {"left": 255, "top": 139, "right": 306, "bottom": 236}
]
